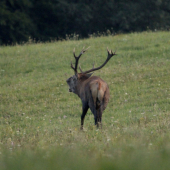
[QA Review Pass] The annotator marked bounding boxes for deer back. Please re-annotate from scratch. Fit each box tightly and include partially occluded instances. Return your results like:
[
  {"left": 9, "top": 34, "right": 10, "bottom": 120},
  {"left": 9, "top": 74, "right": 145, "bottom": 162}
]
[{"left": 77, "top": 75, "right": 110, "bottom": 110}]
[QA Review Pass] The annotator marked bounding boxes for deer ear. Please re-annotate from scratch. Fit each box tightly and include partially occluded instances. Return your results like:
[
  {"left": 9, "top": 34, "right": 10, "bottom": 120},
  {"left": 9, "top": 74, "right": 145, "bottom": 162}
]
[
  {"left": 77, "top": 73, "right": 81, "bottom": 79},
  {"left": 86, "top": 73, "right": 93, "bottom": 78}
]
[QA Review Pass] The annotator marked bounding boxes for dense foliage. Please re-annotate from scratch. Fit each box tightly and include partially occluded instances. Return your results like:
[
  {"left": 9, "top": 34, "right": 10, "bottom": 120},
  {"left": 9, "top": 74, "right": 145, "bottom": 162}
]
[{"left": 0, "top": 0, "right": 170, "bottom": 44}]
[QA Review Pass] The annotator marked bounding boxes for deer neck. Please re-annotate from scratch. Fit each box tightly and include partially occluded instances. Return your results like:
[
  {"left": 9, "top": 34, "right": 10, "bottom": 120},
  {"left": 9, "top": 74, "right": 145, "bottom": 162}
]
[{"left": 76, "top": 78, "right": 87, "bottom": 97}]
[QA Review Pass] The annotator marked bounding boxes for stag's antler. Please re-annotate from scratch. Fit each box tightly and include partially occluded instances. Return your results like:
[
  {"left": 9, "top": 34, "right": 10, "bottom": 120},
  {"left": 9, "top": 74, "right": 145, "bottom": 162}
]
[
  {"left": 80, "top": 48, "right": 116, "bottom": 74},
  {"left": 71, "top": 47, "right": 90, "bottom": 74}
]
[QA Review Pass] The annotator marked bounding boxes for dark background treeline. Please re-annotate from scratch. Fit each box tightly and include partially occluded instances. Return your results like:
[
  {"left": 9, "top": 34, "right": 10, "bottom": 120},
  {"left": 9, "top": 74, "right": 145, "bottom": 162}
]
[{"left": 0, "top": 0, "right": 170, "bottom": 45}]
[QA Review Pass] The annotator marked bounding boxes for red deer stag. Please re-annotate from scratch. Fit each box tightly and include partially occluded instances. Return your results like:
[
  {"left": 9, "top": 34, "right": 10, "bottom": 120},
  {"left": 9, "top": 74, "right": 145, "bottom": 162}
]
[{"left": 66, "top": 47, "right": 116, "bottom": 129}]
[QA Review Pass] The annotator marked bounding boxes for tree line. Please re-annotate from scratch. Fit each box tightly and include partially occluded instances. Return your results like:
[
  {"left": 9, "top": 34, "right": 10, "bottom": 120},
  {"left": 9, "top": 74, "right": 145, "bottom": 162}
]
[{"left": 0, "top": 0, "right": 170, "bottom": 45}]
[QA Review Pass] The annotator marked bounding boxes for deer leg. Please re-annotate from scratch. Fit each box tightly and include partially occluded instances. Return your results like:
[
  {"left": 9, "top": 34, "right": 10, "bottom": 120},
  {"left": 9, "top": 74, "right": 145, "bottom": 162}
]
[
  {"left": 91, "top": 107, "right": 97, "bottom": 126},
  {"left": 94, "top": 114, "right": 98, "bottom": 127},
  {"left": 96, "top": 109, "right": 102, "bottom": 129},
  {"left": 91, "top": 105, "right": 101, "bottom": 128},
  {"left": 81, "top": 102, "right": 89, "bottom": 130}
]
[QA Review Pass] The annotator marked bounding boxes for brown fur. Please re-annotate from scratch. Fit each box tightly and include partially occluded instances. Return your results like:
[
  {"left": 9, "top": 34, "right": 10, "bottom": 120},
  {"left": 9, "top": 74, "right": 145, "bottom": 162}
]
[{"left": 67, "top": 73, "right": 110, "bottom": 129}]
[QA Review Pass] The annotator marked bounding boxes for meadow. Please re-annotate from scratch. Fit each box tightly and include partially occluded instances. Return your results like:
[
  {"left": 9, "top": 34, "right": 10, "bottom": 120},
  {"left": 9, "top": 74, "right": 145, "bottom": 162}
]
[{"left": 0, "top": 31, "right": 170, "bottom": 169}]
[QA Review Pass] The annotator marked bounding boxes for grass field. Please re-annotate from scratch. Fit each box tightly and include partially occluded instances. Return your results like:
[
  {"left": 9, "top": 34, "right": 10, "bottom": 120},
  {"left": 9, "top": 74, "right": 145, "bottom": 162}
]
[{"left": 0, "top": 31, "right": 170, "bottom": 169}]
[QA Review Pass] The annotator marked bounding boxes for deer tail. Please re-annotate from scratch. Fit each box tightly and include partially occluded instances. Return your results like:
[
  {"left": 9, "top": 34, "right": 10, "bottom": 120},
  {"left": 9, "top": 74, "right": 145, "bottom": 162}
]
[{"left": 90, "top": 81, "right": 105, "bottom": 109}]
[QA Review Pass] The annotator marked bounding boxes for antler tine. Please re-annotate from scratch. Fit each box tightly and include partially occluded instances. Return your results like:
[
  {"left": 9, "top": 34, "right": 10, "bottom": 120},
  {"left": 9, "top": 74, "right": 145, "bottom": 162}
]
[
  {"left": 79, "top": 46, "right": 90, "bottom": 56},
  {"left": 93, "top": 62, "right": 95, "bottom": 68},
  {"left": 71, "top": 61, "right": 75, "bottom": 70},
  {"left": 73, "top": 48, "right": 77, "bottom": 58},
  {"left": 71, "top": 47, "right": 90, "bottom": 74},
  {"left": 107, "top": 47, "right": 110, "bottom": 54},
  {"left": 107, "top": 47, "right": 117, "bottom": 56},
  {"left": 113, "top": 49, "right": 117, "bottom": 55},
  {"left": 79, "top": 65, "right": 83, "bottom": 73}
]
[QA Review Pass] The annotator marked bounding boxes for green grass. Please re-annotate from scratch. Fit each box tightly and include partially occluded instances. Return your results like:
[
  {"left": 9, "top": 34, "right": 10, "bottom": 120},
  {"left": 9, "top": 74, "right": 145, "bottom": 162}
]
[{"left": 1, "top": 31, "right": 170, "bottom": 169}]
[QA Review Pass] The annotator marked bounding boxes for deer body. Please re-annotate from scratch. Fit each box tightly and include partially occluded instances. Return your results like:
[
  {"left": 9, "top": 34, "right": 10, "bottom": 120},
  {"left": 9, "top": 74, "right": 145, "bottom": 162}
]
[{"left": 66, "top": 47, "right": 116, "bottom": 129}]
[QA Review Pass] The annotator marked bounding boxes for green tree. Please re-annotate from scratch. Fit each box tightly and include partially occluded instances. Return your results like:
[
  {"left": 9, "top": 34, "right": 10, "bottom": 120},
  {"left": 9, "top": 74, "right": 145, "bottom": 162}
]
[{"left": 0, "top": 0, "right": 35, "bottom": 44}]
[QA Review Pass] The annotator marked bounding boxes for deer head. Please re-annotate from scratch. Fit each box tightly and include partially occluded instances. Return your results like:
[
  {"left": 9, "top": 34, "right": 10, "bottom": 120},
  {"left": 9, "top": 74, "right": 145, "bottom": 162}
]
[{"left": 66, "top": 47, "right": 90, "bottom": 94}]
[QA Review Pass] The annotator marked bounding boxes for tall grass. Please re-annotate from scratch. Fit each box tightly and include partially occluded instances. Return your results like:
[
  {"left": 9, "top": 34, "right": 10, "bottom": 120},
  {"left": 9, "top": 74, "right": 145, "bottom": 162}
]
[{"left": 0, "top": 31, "right": 170, "bottom": 169}]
